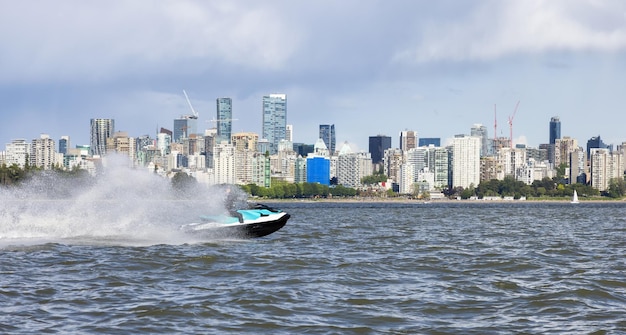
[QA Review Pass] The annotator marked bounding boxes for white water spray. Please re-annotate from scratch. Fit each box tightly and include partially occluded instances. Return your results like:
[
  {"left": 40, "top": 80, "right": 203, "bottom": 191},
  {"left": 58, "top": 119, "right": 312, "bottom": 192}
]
[{"left": 0, "top": 155, "right": 246, "bottom": 246}]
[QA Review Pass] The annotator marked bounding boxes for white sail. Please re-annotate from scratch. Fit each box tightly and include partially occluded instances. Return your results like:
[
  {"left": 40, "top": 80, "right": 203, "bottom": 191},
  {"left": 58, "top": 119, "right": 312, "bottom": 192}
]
[{"left": 571, "top": 190, "right": 579, "bottom": 204}]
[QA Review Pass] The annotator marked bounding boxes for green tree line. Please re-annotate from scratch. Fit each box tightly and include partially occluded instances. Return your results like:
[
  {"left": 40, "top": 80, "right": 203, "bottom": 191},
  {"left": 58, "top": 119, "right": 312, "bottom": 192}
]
[
  {"left": 446, "top": 175, "right": 626, "bottom": 200},
  {"left": 240, "top": 181, "right": 357, "bottom": 199}
]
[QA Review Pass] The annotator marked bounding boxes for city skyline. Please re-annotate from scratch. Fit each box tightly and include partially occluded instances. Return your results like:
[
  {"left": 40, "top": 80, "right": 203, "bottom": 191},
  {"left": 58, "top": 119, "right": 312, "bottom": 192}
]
[{"left": 1, "top": 1, "right": 626, "bottom": 151}]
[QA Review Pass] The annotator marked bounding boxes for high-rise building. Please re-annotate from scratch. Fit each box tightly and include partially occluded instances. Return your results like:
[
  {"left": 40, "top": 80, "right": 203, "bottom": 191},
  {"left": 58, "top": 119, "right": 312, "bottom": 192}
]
[
  {"left": 569, "top": 149, "right": 586, "bottom": 184},
  {"left": 306, "top": 156, "right": 330, "bottom": 185},
  {"left": 262, "top": 93, "right": 287, "bottom": 154},
  {"left": 452, "top": 135, "right": 481, "bottom": 189},
  {"left": 587, "top": 135, "right": 610, "bottom": 159},
  {"left": 319, "top": 124, "right": 336, "bottom": 154},
  {"left": 337, "top": 150, "right": 373, "bottom": 188},
  {"left": 58, "top": 136, "right": 70, "bottom": 155},
  {"left": 106, "top": 131, "right": 136, "bottom": 162},
  {"left": 548, "top": 117, "right": 561, "bottom": 164},
  {"left": 549, "top": 117, "right": 561, "bottom": 144},
  {"left": 554, "top": 136, "right": 578, "bottom": 168},
  {"left": 31, "top": 134, "right": 56, "bottom": 170},
  {"left": 90, "top": 118, "right": 115, "bottom": 156},
  {"left": 399, "top": 130, "right": 418, "bottom": 152},
  {"left": 173, "top": 115, "right": 198, "bottom": 143},
  {"left": 470, "top": 124, "right": 489, "bottom": 157},
  {"left": 5, "top": 139, "right": 30, "bottom": 168},
  {"left": 369, "top": 135, "right": 391, "bottom": 165},
  {"left": 589, "top": 148, "right": 621, "bottom": 191},
  {"left": 419, "top": 138, "right": 441, "bottom": 147},
  {"left": 216, "top": 98, "right": 233, "bottom": 144},
  {"left": 5, "top": 139, "right": 31, "bottom": 168}
]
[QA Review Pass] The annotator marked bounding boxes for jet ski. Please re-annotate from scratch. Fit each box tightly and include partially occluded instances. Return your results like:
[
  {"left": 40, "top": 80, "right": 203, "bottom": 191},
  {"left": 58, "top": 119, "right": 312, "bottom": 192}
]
[{"left": 181, "top": 204, "right": 290, "bottom": 238}]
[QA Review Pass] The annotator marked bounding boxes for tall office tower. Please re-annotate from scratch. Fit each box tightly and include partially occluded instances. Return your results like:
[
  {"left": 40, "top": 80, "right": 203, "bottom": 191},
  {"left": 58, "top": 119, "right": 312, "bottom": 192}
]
[
  {"left": 399, "top": 130, "right": 418, "bottom": 152},
  {"left": 470, "top": 124, "right": 489, "bottom": 157},
  {"left": 587, "top": 135, "right": 610, "bottom": 159},
  {"left": 216, "top": 97, "right": 233, "bottom": 144},
  {"left": 319, "top": 124, "right": 336, "bottom": 154},
  {"left": 173, "top": 115, "right": 198, "bottom": 143},
  {"left": 31, "top": 134, "right": 56, "bottom": 170},
  {"left": 369, "top": 135, "right": 391, "bottom": 165},
  {"left": 547, "top": 117, "right": 561, "bottom": 164},
  {"left": 90, "top": 118, "right": 115, "bottom": 156},
  {"left": 549, "top": 117, "right": 561, "bottom": 144},
  {"left": 419, "top": 138, "right": 441, "bottom": 147},
  {"left": 286, "top": 124, "right": 293, "bottom": 142},
  {"left": 452, "top": 135, "right": 481, "bottom": 189},
  {"left": 58, "top": 136, "right": 70, "bottom": 154},
  {"left": 262, "top": 93, "right": 287, "bottom": 155}
]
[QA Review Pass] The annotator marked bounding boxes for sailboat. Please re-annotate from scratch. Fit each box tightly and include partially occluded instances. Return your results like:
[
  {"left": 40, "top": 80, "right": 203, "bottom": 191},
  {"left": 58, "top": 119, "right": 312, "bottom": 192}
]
[{"left": 571, "top": 190, "right": 579, "bottom": 204}]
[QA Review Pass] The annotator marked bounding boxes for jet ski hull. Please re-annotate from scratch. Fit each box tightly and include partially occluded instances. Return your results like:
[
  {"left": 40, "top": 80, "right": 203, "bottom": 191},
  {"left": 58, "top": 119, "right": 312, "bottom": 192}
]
[{"left": 182, "top": 206, "right": 290, "bottom": 238}]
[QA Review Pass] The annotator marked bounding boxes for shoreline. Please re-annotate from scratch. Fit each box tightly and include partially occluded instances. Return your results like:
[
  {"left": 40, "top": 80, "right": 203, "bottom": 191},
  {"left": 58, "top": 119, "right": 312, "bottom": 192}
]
[{"left": 260, "top": 197, "right": 626, "bottom": 204}]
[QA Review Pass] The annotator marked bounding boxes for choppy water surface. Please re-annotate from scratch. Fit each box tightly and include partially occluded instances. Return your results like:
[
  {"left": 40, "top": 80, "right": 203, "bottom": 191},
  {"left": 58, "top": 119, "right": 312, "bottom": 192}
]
[{"left": 2, "top": 201, "right": 626, "bottom": 334}]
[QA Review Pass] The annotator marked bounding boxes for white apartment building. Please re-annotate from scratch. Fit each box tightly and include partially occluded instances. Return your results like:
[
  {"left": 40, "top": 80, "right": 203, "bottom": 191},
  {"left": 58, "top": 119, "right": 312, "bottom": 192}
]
[
  {"left": 337, "top": 149, "right": 372, "bottom": 188},
  {"left": 31, "top": 134, "right": 56, "bottom": 170},
  {"left": 452, "top": 135, "right": 481, "bottom": 189},
  {"left": 213, "top": 142, "right": 236, "bottom": 184},
  {"left": 5, "top": 139, "right": 30, "bottom": 168},
  {"left": 590, "top": 148, "right": 622, "bottom": 191}
]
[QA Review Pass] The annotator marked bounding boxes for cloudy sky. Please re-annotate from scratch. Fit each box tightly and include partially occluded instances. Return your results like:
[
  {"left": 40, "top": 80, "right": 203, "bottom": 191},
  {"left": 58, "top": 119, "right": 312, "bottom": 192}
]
[{"left": 1, "top": 0, "right": 626, "bottom": 152}]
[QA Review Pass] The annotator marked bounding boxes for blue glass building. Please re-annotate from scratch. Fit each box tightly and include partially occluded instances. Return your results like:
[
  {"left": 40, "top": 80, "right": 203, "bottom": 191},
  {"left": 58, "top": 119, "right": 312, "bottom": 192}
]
[{"left": 306, "top": 156, "right": 330, "bottom": 185}]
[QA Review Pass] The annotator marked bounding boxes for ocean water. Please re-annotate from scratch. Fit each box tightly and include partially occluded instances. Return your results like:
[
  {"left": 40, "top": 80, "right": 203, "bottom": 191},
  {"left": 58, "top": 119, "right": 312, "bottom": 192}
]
[{"left": 2, "top": 199, "right": 626, "bottom": 334}]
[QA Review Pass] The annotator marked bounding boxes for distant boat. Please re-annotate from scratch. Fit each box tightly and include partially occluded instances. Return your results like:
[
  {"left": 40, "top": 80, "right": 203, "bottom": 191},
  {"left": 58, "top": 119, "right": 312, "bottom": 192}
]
[{"left": 571, "top": 190, "right": 579, "bottom": 204}]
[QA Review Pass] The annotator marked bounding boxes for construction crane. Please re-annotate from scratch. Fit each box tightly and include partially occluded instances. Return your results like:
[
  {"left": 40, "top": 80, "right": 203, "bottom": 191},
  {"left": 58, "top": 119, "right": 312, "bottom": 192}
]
[
  {"left": 182, "top": 90, "right": 199, "bottom": 119},
  {"left": 508, "top": 100, "right": 520, "bottom": 148}
]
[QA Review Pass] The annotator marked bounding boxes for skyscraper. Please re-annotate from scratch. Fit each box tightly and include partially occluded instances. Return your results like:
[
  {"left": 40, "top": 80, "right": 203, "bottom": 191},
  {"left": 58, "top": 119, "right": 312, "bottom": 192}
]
[
  {"left": 216, "top": 97, "right": 233, "bottom": 144},
  {"left": 452, "top": 135, "right": 481, "bottom": 189},
  {"left": 470, "top": 124, "right": 489, "bottom": 157},
  {"left": 399, "top": 130, "right": 417, "bottom": 152},
  {"left": 549, "top": 117, "right": 561, "bottom": 144},
  {"left": 90, "top": 118, "right": 115, "bottom": 156},
  {"left": 419, "top": 138, "right": 441, "bottom": 147},
  {"left": 58, "top": 136, "right": 70, "bottom": 155},
  {"left": 587, "top": 135, "right": 610, "bottom": 159},
  {"left": 262, "top": 93, "right": 287, "bottom": 154},
  {"left": 319, "top": 124, "right": 336, "bottom": 154},
  {"left": 369, "top": 135, "right": 392, "bottom": 165},
  {"left": 173, "top": 115, "right": 197, "bottom": 143}
]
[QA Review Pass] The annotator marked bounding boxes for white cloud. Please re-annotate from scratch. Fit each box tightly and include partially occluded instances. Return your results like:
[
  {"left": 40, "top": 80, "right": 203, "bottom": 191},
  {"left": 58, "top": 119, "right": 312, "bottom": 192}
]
[
  {"left": 396, "top": 0, "right": 626, "bottom": 63},
  {"left": 0, "top": 1, "right": 299, "bottom": 83}
]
